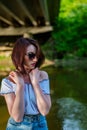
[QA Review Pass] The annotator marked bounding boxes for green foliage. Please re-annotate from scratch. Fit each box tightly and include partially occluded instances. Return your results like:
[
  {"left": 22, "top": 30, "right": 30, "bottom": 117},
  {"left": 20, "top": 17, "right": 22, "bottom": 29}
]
[
  {"left": 51, "top": 0, "right": 87, "bottom": 58},
  {"left": 41, "top": 42, "right": 53, "bottom": 59}
]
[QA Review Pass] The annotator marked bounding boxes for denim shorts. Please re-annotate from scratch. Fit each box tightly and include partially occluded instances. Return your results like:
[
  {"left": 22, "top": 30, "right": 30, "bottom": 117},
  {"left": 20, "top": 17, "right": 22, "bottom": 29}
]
[{"left": 6, "top": 114, "right": 48, "bottom": 130}]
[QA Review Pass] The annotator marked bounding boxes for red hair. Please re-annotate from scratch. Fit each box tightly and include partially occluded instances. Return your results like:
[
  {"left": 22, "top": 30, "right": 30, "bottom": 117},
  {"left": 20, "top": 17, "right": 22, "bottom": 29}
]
[{"left": 11, "top": 37, "right": 45, "bottom": 73}]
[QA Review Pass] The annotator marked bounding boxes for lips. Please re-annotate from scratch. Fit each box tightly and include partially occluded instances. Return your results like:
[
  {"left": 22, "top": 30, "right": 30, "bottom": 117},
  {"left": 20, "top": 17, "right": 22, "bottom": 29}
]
[{"left": 31, "top": 63, "right": 36, "bottom": 67}]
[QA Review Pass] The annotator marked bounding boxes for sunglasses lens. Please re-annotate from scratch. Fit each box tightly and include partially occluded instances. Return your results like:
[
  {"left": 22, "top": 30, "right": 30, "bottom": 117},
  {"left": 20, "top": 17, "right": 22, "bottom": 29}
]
[{"left": 28, "top": 53, "right": 36, "bottom": 60}]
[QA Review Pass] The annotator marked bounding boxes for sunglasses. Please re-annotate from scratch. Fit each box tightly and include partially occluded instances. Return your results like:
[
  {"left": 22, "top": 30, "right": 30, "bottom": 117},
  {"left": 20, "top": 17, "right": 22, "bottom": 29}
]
[{"left": 25, "top": 52, "right": 36, "bottom": 60}]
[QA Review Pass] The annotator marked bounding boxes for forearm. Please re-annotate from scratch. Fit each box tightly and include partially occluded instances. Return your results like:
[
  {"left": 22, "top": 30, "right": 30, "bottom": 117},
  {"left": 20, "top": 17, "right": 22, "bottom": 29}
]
[
  {"left": 33, "top": 83, "right": 51, "bottom": 116},
  {"left": 11, "top": 86, "right": 25, "bottom": 122}
]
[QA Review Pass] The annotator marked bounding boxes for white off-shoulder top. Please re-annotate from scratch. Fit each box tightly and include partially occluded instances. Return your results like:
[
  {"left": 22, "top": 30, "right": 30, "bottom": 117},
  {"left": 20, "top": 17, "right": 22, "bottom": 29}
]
[{"left": 0, "top": 78, "right": 50, "bottom": 115}]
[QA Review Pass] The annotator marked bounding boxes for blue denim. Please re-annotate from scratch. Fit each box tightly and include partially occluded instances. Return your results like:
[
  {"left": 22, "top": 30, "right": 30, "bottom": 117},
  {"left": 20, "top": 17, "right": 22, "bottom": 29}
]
[{"left": 6, "top": 114, "right": 48, "bottom": 130}]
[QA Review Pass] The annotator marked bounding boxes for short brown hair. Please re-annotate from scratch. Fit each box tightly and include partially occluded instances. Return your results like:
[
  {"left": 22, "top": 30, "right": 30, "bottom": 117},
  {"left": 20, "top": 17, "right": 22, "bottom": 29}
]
[{"left": 11, "top": 37, "right": 45, "bottom": 73}]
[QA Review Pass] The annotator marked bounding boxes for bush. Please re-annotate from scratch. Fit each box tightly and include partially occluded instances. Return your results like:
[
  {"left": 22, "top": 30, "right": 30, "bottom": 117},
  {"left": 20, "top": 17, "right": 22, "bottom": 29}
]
[{"left": 51, "top": 1, "right": 87, "bottom": 58}]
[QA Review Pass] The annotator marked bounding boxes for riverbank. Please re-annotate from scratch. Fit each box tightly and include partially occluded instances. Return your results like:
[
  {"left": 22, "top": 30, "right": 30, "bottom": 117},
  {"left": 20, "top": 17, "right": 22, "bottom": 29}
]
[
  {"left": 0, "top": 45, "right": 87, "bottom": 77},
  {"left": 54, "top": 58, "right": 87, "bottom": 69}
]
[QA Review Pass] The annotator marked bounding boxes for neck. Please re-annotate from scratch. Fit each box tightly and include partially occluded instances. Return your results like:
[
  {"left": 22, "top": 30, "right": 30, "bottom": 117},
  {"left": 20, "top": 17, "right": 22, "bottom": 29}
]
[
  {"left": 24, "top": 65, "right": 30, "bottom": 74},
  {"left": 23, "top": 73, "right": 31, "bottom": 83}
]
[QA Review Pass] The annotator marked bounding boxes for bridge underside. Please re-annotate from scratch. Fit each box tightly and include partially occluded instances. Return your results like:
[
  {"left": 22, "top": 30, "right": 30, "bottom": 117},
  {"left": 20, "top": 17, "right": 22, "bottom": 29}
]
[{"left": 0, "top": 0, "right": 60, "bottom": 42}]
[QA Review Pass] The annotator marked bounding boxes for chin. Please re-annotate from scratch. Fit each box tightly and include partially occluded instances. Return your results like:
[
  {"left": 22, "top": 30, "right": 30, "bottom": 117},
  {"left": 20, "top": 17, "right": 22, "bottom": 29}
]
[{"left": 31, "top": 66, "right": 35, "bottom": 70}]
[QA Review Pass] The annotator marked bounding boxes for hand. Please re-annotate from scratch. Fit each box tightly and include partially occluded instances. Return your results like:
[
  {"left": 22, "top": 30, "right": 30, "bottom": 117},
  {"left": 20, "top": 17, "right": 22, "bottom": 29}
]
[
  {"left": 29, "top": 68, "right": 40, "bottom": 86},
  {"left": 9, "top": 70, "right": 24, "bottom": 86}
]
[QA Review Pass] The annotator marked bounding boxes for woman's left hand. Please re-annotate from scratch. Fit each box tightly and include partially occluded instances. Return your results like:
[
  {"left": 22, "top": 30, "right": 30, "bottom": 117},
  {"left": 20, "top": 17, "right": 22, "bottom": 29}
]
[{"left": 29, "top": 68, "right": 40, "bottom": 86}]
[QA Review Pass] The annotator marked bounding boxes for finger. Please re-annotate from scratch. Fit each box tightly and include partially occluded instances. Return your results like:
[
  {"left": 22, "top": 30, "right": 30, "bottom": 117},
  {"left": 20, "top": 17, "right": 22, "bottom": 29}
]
[
  {"left": 8, "top": 75, "right": 15, "bottom": 83},
  {"left": 9, "top": 72, "right": 15, "bottom": 77}
]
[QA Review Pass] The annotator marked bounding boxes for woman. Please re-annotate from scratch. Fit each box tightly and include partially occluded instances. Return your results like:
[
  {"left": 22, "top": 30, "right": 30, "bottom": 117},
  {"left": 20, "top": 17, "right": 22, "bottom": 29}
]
[{"left": 0, "top": 37, "right": 51, "bottom": 130}]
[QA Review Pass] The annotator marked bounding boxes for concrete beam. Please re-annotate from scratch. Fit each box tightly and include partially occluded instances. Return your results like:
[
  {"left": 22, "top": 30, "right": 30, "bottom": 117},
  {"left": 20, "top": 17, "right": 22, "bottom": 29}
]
[
  {"left": 0, "top": 16, "right": 12, "bottom": 26},
  {"left": 38, "top": 0, "right": 50, "bottom": 25},
  {"left": 0, "top": 26, "right": 53, "bottom": 36},
  {"left": 16, "top": 0, "right": 37, "bottom": 26},
  {"left": 0, "top": 1, "right": 25, "bottom": 26}
]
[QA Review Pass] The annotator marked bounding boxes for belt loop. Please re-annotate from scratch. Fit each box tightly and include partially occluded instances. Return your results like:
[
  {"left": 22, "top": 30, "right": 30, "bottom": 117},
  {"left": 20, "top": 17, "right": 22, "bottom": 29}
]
[{"left": 38, "top": 114, "right": 41, "bottom": 122}]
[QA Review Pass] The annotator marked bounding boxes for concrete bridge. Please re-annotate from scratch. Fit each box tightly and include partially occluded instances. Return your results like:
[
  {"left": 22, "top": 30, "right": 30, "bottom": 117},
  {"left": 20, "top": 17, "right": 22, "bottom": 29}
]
[{"left": 0, "top": 0, "right": 60, "bottom": 42}]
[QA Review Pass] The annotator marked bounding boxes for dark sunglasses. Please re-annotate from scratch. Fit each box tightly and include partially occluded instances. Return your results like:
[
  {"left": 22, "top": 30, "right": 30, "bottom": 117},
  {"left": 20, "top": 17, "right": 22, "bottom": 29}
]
[{"left": 25, "top": 52, "right": 36, "bottom": 60}]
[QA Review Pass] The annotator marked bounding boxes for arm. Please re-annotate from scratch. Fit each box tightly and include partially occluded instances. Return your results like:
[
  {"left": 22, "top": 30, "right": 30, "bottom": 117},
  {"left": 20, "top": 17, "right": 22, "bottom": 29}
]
[
  {"left": 4, "top": 71, "right": 25, "bottom": 122},
  {"left": 29, "top": 68, "right": 51, "bottom": 116},
  {"left": 32, "top": 85, "right": 51, "bottom": 116}
]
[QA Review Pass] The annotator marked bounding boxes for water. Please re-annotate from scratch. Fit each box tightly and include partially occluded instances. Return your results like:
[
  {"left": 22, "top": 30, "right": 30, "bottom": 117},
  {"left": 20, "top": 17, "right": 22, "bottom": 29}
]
[
  {"left": 0, "top": 66, "right": 87, "bottom": 130},
  {"left": 44, "top": 66, "right": 87, "bottom": 130}
]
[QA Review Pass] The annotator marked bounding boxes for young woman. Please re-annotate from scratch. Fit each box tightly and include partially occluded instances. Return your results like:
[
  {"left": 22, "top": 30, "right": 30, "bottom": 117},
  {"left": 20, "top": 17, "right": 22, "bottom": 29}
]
[{"left": 0, "top": 37, "right": 51, "bottom": 130}]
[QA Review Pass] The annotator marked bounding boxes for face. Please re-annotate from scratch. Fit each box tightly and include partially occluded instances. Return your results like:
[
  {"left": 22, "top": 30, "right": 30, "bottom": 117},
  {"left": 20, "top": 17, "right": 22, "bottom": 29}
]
[{"left": 23, "top": 44, "right": 38, "bottom": 72}]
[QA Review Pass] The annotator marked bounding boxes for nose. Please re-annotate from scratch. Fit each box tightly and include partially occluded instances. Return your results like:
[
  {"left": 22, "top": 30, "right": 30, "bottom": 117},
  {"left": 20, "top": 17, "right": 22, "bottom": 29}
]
[{"left": 33, "top": 56, "right": 38, "bottom": 62}]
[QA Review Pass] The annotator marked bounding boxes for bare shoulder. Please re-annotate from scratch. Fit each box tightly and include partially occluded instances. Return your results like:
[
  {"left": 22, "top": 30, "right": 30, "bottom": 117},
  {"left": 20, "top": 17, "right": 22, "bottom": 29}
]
[{"left": 40, "top": 70, "right": 48, "bottom": 81}]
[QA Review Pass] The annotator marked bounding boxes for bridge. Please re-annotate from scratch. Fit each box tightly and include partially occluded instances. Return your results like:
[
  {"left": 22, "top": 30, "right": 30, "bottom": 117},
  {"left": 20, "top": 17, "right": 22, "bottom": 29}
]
[{"left": 0, "top": 0, "right": 60, "bottom": 42}]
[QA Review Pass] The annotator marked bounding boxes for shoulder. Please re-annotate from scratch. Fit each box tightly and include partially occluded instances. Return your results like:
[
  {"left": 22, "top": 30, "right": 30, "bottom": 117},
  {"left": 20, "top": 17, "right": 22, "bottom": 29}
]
[
  {"left": 1, "top": 76, "right": 14, "bottom": 86},
  {"left": 39, "top": 70, "right": 48, "bottom": 81},
  {"left": 1, "top": 77, "right": 8, "bottom": 84}
]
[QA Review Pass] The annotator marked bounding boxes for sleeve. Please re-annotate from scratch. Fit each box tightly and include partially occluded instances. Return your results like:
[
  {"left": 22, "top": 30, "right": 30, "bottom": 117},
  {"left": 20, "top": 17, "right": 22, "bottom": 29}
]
[
  {"left": 0, "top": 78, "right": 15, "bottom": 96},
  {"left": 40, "top": 79, "right": 50, "bottom": 95}
]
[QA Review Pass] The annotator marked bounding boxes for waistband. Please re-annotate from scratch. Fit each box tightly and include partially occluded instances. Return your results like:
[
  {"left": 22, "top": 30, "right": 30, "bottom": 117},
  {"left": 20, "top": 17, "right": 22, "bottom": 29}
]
[
  {"left": 24, "top": 113, "right": 40, "bottom": 117},
  {"left": 24, "top": 114, "right": 45, "bottom": 122}
]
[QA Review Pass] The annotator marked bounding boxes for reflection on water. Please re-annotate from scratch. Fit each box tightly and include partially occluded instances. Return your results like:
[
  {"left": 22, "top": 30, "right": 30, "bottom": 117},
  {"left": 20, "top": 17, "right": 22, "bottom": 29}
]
[
  {"left": 44, "top": 66, "right": 87, "bottom": 130},
  {"left": 57, "top": 98, "right": 87, "bottom": 130}
]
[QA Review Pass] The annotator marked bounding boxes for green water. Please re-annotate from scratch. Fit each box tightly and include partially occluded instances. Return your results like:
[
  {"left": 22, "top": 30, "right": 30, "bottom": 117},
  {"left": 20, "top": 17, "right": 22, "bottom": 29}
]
[{"left": 0, "top": 66, "right": 87, "bottom": 130}]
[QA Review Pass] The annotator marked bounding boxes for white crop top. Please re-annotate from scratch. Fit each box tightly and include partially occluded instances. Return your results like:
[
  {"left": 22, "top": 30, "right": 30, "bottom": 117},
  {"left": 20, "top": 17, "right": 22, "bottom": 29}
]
[{"left": 0, "top": 78, "right": 50, "bottom": 115}]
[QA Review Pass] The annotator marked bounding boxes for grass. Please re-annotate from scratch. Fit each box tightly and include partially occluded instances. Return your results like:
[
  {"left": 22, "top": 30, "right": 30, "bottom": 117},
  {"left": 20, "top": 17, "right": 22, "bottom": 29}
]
[
  {"left": 0, "top": 46, "right": 14, "bottom": 76},
  {"left": 0, "top": 56, "right": 14, "bottom": 75}
]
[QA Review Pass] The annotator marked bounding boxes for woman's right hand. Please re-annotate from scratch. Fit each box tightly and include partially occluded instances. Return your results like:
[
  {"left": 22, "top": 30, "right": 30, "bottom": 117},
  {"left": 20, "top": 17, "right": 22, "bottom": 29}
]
[{"left": 9, "top": 70, "right": 24, "bottom": 87}]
